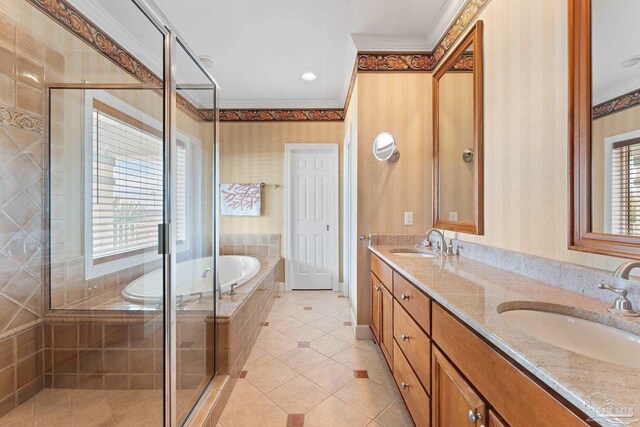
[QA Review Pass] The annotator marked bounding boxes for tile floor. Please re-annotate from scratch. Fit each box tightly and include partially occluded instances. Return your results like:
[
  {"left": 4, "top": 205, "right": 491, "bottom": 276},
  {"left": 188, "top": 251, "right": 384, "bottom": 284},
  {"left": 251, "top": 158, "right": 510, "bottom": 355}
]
[
  {"left": 0, "top": 291, "right": 411, "bottom": 427},
  {"left": 218, "top": 291, "right": 412, "bottom": 427}
]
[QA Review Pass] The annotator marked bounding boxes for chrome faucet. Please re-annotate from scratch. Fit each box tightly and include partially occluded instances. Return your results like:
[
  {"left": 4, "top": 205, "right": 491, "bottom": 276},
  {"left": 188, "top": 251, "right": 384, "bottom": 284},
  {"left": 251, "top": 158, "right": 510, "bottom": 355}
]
[
  {"left": 598, "top": 261, "right": 639, "bottom": 317},
  {"left": 424, "top": 228, "right": 455, "bottom": 255},
  {"left": 202, "top": 267, "right": 223, "bottom": 300},
  {"left": 228, "top": 283, "right": 237, "bottom": 296}
]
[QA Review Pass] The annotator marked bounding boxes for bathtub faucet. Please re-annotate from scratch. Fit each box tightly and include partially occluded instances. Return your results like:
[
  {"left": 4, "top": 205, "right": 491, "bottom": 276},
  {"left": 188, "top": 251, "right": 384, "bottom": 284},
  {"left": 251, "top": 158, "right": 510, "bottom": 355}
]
[
  {"left": 228, "top": 283, "right": 237, "bottom": 296},
  {"left": 201, "top": 268, "right": 213, "bottom": 278}
]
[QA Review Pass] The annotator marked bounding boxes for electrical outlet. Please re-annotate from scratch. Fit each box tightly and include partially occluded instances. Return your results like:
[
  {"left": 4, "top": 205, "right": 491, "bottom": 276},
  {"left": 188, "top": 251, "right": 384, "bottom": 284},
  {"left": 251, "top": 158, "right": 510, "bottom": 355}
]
[
  {"left": 404, "top": 212, "right": 414, "bottom": 225},
  {"left": 448, "top": 212, "right": 458, "bottom": 221}
]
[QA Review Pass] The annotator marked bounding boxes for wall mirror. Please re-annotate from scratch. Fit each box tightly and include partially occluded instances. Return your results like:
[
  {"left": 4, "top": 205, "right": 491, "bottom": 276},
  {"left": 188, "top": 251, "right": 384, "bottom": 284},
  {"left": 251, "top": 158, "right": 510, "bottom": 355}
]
[
  {"left": 432, "top": 20, "right": 484, "bottom": 234},
  {"left": 570, "top": 0, "right": 640, "bottom": 258},
  {"left": 373, "top": 132, "right": 400, "bottom": 162}
]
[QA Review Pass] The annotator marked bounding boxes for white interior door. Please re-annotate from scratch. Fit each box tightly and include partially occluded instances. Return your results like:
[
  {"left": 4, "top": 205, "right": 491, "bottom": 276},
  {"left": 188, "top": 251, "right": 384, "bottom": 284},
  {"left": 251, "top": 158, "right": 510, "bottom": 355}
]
[{"left": 286, "top": 144, "right": 338, "bottom": 290}]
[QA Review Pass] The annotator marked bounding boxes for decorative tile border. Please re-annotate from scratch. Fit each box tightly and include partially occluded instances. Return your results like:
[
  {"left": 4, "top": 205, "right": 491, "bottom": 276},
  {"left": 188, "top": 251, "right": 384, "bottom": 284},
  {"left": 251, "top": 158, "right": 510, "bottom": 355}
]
[
  {"left": 449, "top": 53, "right": 474, "bottom": 71},
  {"left": 593, "top": 89, "right": 640, "bottom": 120},
  {"left": 0, "top": 106, "right": 44, "bottom": 134},
  {"left": 357, "top": 53, "right": 436, "bottom": 72},
  {"left": 218, "top": 109, "right": 344, "bottom": 122}
]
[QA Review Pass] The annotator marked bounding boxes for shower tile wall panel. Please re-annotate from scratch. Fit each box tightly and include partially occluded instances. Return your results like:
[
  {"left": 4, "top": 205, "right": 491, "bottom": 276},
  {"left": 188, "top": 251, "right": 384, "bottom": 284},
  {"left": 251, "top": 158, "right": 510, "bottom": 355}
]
[
  {"left": 0, "top": 323, "right": 44, "bottom": 417},
  {"left": 219, "top": 233, "right": 281, "bottom": 258},
  {"left": 43, "top": 317, "right": 213, "bottom": 391}
]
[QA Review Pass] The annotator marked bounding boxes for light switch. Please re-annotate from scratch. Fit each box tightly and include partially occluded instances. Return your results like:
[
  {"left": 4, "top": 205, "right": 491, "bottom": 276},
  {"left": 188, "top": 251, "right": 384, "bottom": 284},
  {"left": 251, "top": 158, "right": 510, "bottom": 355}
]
[
  {"left": 448, "top": 212, "right": 458, "bottom": 221},
  {"left": 404, "top": 212, "right": 414, "bottom": 225}
]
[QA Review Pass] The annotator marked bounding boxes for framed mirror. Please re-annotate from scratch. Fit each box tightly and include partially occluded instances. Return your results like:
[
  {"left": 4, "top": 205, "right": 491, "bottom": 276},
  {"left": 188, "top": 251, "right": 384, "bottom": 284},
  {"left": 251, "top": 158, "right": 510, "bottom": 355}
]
[
  {"left": 569, "top": 0, "right": 640, "bottom": 258},
  {"left": 432, "top": 21, "right": 484, "bottom": 234}
]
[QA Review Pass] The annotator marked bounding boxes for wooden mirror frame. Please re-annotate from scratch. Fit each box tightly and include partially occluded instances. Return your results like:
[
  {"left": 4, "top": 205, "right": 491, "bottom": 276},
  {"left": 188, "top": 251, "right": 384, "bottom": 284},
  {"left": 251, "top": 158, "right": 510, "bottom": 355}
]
[
  {"left": 568, "top": 0, "right": 640, "bottom": 259},
  {"left": 432, "top": 20, "right": 484, "bottom": 235}
]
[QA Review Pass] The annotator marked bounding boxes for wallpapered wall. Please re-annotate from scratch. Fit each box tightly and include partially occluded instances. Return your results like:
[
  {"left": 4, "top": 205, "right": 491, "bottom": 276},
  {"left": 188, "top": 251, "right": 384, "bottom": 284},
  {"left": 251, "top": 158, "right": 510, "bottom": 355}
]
[
  {"left": 219, "top": 122, "right": 344, "bottom": 280},
  {"left": 449, "top": 0, "right": 632, "bottom": 271},
  {"left": 356, "top": 72, "right": 432, "bottom": 324}
]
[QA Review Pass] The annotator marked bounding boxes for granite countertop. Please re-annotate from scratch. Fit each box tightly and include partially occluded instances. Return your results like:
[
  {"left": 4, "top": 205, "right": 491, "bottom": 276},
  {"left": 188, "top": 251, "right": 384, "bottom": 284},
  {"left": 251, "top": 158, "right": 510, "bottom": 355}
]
[{"left": 369, "top": 244, "right": 640, "bottom": 426}]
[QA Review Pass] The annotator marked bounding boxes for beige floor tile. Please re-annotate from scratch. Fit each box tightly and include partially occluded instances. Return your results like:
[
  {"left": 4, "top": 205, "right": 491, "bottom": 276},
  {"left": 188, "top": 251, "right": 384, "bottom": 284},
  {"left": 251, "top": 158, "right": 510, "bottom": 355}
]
[
  {"left": 310, "top": 333, "right": 352, "bottom": 357},
  {"left": 277, "top": 347, "right": 328, "bottom": 373},
  {"left": 374, "top": 398, "right": 413, "bottom": 427},
  {"left": 288, "top": 310, "right": 328, "bottom": 324},
  {"left": 305, "top": 396, "right": 371, "bottom": 427},
  {"left": 268, "top": 316, "right": 304, "bottom": 333},
  {"left": 112, "top": 406, "right": 161, "bottom": 427},
  {"left": 303, "top": 359, "right": 355, "bottom": 393},
  {"left": 255, "top": 331, "right": 298, "bottom": 357},
  {"left": 244, "top": 358, "right": 298, "bottom": 393},
  {"left": 312, "top": 315, "right": 346, "bottom": 333},
  {"left": 367, "top": 422, "right": 383, "bottom": 427},
  {"left": 219, "top": 395, "right": 288, "bottom": 427},
  {"left": 329, "top": 327, "right": 357, "bottom": 344},
  {"left": 243, "top": 346, "right": 273, "bottom": 370},
  {"left": 221, "top": 379, "right": 263, "bottom": 417},
  {"left": 367, "top": 361, "right": 398, "bottom": 391},
  {"left": 266, "top": 376, "right": 329, "bottom": 414},
  {"left": 34, "top": 403, "right": 73, "bottom": 427},
  {"left": 283, "top": 324, "right": 326, "bottom": 342},
  {"left": 335, "top": 379, "right": 397, "bottom": 419},
  {"left": 332, "top": 345, "right": 381, "bottom": 370},
  {"left": 105, "top": 391, "right": 149, "bottom": 415}
]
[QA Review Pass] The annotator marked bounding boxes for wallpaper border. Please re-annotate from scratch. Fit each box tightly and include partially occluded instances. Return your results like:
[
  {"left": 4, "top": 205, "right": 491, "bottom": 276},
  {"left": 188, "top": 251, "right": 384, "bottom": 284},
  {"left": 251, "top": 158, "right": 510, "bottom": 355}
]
[{"left": 593, "top": 89, "right": 640, "bottom": 120}]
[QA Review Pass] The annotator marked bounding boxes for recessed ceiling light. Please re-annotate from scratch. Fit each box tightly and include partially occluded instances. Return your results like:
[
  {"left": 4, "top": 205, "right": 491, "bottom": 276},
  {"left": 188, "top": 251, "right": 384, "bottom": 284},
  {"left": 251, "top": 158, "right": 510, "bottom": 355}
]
[
  {"left": 302, "top": 72, "right": 317, "bottom": 81},
  {"left": 198, "top": 55, "right": 214, "bottom": 69},
  {"left": 620, "top": 56, "right": 640, "bottom": 68}
]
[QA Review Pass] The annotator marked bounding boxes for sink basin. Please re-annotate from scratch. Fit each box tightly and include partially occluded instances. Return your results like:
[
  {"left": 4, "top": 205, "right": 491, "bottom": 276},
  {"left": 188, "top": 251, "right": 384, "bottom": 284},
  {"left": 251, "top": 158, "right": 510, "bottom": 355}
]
[
  {"left": 500, "top": 308, "right": 640, "bottom": 369},
  {"left": 389, "top": 248, "right": 436, "bottom": 258}
]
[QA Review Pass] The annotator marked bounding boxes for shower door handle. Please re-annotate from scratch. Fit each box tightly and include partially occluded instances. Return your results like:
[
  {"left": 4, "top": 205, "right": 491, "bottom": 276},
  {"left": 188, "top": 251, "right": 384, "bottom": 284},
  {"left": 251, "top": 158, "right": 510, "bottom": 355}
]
[{"left": 158, "top": 223, "right": 170, "bottom": 254}]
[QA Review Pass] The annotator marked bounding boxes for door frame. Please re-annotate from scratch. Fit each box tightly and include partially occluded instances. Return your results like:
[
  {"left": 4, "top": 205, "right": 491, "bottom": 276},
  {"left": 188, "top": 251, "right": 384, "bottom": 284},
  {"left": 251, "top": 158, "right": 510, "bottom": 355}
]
[{"left": 284, "top": 143, "right": 340, "bottom": 291}]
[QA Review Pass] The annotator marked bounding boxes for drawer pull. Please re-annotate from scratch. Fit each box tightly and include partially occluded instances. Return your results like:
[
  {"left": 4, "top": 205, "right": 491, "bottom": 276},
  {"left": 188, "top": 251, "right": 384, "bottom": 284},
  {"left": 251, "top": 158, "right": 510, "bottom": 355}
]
[
  {"left": 401, "top": 334, "right": 409, "bottom": 341},
  {"left": 401, "top": 382, "right": 409, "bottom": 389},
  {"left": 468, "top": 409, "right": 482, "bottom": 424},
  {"left": 375, "top": 285, "right": 381, "bottom": 292},
  {"left": 401, "top": 294, "right": 410, "bottom": 300}
]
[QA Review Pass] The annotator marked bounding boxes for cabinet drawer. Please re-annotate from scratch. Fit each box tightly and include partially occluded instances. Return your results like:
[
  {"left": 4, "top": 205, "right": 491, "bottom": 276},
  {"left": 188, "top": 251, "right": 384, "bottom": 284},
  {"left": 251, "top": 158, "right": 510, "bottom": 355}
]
[
  {"left": 393, "top": 301, "right": 430, "bottom": 393},
  {"left": 393, "top": 272, "right": 431, "bottom": 334},
  {"left": 432, "top": 304, "right": 589, "bottom": 427},
  {"left": 371, "top": 253, "right": 393, "bottom": 291},
  {"left": 393, "top": 341, "right": 430, "bottom": 427}
]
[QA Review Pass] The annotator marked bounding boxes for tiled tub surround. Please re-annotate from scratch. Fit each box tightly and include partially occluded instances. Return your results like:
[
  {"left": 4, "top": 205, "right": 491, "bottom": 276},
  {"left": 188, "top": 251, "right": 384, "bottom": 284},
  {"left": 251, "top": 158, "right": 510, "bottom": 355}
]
[
  {"left": 369, "top": 241, "right": 640, "bottom": 424},
  {"left": 219, "top": 233, "right": 281, "bottom": 258}
]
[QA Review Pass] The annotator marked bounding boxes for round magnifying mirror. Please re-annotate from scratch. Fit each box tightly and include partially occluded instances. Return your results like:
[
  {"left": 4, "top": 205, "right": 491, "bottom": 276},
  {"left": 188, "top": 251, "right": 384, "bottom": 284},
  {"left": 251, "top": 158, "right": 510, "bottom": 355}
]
[{"left": 373, "top": 132, "right": 400, "bottom": 162}]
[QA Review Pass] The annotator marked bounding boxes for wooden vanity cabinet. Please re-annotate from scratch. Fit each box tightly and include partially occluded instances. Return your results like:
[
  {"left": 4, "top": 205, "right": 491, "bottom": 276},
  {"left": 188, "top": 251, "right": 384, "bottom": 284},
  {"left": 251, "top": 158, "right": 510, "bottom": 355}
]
[
  {"left": 370, "top": 273, "right": 381, "bottom": 342},
  {"left": 432, "top": 347, "right": 487, "bottom": 427},
  {"left": 369, "top": 249, "right": 593, "bottom": 427}
]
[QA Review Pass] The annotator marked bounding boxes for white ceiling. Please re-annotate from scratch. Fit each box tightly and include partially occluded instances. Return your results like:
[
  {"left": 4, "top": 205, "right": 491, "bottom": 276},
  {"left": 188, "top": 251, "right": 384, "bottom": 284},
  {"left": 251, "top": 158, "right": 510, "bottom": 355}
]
[
  {"left": 147, "top": 0, "right": 461, "bottom": 109},
  {"left": 592, "top": 0, "right": 640, "bottom": 105}
]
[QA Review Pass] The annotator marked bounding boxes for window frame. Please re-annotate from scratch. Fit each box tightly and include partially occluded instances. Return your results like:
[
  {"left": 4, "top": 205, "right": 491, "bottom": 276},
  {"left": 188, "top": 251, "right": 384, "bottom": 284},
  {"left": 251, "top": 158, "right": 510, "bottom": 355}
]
[
  {"left": 605, "top": 130, "right": 640, "bottom": 235},
  {"left": 83, "top": 90, "right": 192, "bottom": 280}
]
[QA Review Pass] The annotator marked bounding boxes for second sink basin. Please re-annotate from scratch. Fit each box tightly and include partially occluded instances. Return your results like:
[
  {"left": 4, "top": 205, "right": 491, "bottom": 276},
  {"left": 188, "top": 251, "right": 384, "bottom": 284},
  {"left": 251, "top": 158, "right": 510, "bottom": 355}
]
[
  {"left": 389, "top": 248, "right": 436, "bottom": 258},
  {"left": 499, "top": 307, "right": 640, "bottom": 369}
]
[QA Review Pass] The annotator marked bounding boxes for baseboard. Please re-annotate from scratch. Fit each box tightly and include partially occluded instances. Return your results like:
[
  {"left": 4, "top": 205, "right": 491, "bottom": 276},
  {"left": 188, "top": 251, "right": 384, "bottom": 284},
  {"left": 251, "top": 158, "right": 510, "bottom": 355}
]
[
  {"left": 333, "top": 282, "right": 344, "bottom": 292},
  {"left": 350, "top": 306, "right": 372, "bottom": 340},
  {"left": 278, "top": 282, "right": 287, "bottom": 292}
]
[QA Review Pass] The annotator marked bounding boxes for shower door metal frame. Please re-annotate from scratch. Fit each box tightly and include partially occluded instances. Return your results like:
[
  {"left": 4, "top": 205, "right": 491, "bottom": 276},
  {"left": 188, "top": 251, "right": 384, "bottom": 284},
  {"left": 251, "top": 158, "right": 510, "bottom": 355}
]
[{"left": 42, "top": 0, "right": 219, "bottom": 425}]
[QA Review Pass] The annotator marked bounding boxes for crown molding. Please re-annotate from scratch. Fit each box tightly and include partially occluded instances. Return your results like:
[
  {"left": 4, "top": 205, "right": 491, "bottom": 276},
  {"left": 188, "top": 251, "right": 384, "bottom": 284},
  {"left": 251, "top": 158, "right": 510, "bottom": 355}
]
[
  {"left": 593, "top": 75, "right": 640, "bottom": 106},
  {"left": 427, "top": 0, "right": 468, "bottom": 47},
  {"left": 24, "top": 0, "right": 491, "bottom": 122}
]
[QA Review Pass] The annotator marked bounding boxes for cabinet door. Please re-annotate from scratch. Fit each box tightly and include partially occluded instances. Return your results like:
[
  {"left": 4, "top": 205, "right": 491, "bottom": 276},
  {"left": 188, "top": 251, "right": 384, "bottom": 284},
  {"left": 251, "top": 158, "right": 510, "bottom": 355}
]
[
  {"left": 432, "top": 347, "right": 487, "bottom": 427},
  {"left": 380, "top": 284, "right": 393, "bottom": 366},
  {"left": 370, "top": 274, "right": 381, "bottom": 342},
  {"left": 488, "top": 410, "right": 509, "bottom": 427}
]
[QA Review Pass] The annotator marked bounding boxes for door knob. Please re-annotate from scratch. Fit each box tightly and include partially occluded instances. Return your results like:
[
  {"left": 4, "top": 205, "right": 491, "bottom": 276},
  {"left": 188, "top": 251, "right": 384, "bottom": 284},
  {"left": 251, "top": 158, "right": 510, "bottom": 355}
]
[{"left": 468, "top": 409, "right": 482, "bottom": 423}]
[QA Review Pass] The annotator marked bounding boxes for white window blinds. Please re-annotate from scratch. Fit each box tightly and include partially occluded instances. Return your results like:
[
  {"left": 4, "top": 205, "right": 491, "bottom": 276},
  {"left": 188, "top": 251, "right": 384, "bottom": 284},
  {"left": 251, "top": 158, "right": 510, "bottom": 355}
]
[
  {"left": 92, "top": 100, "right": 187, "bottom": 262},
  {"left": 611, "top": 137, "right": 640, "bottom": 236}
]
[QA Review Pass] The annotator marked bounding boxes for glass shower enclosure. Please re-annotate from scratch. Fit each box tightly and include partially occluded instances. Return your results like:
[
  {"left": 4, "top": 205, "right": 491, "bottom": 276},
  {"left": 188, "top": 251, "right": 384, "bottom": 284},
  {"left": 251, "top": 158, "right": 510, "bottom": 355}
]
[{"left": 43, "top": 1, "right": 219, "bottom": 425}]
